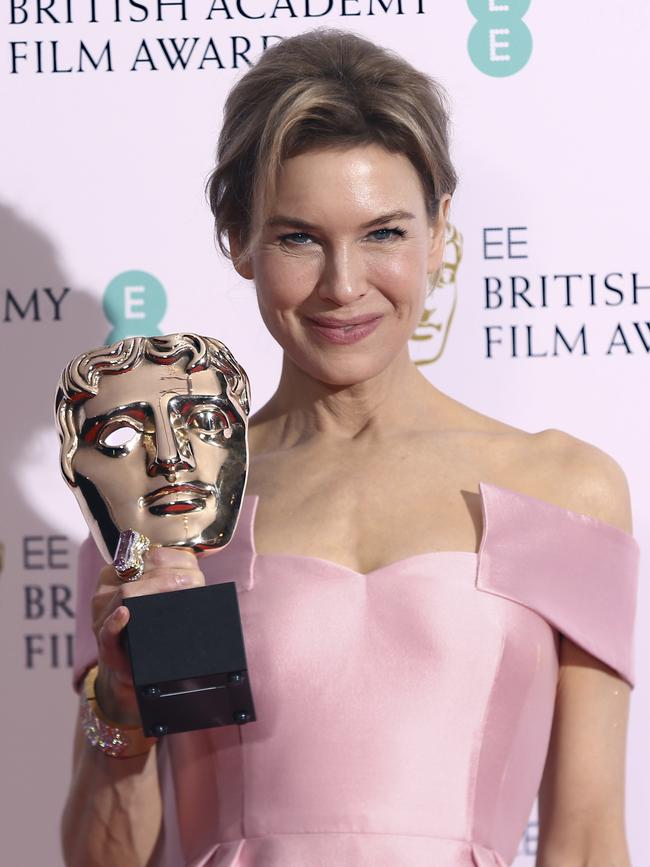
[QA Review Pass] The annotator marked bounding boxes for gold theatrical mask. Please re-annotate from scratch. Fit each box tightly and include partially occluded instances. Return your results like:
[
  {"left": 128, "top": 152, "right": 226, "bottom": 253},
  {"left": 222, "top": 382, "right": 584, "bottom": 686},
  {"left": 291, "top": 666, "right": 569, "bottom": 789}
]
[
  {"left": 409, "top": 222, "right": 463, "bottom": 366},
  {"left": 56, "top": 334, "right": 250, "bottom": 564}
]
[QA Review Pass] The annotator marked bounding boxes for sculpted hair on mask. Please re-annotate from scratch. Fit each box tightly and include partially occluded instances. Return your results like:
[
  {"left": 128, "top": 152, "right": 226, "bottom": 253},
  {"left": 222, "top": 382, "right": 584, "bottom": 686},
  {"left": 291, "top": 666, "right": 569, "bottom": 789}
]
[{"left": 55, "top": 333, "right": 250, "bottom": 485}]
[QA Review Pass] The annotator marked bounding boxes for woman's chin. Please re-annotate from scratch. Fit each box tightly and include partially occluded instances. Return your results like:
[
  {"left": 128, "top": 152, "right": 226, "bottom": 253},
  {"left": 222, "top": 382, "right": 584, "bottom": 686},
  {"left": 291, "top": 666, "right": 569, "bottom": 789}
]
[{"left": 289, "top": 349, "right": 401, "bottom": 389}]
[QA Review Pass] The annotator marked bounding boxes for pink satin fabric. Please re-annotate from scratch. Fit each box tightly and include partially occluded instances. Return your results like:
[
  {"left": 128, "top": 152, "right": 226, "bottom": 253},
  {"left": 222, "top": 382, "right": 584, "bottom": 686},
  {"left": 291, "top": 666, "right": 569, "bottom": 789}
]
[{"left": 72, "top": 481, "right": 640, "bottom": 866}]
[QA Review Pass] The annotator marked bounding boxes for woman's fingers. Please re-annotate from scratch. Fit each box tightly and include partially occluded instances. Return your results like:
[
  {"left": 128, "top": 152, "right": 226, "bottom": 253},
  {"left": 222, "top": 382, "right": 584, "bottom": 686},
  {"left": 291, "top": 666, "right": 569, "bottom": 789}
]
[
  {"left": 93, "top": 549, "right": 204, "bottom": 621},
  {"left": 119, "top": 567, "right": 205, "bottom": 597},
  {"left": 142, "top": 546, "right": 199, "bottom": 573},
  {"left": 92, "top": 545, "right": 206, "bottom": 711},
  {"left": 97, "top": 604, "right": 131, "bottom": 674}
]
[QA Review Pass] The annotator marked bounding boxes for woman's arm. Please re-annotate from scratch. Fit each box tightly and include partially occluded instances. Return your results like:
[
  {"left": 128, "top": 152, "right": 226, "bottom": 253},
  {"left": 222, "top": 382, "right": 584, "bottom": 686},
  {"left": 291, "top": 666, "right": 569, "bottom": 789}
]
[
  {"left": 536, "top": 440, "right": 635, "bottom": 867},
  {"left": 536, "top": 640, "right": 632, "bottom": 867},
  {"left": 61, "top": 711, "right": 162, "bottom": 867},
  {"left": 61, "top": 547, "right": 205, "bottom": 867}
]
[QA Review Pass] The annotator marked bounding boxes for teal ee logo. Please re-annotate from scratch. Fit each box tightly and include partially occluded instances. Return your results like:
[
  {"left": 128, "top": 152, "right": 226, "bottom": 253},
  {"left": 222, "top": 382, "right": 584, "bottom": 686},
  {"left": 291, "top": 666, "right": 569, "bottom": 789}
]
[
  {"left": 103, "top": 270, "right": 167, "bottom": 343},
  {"left": 468, "top": 0, "right": 532, "bottom": 77}
]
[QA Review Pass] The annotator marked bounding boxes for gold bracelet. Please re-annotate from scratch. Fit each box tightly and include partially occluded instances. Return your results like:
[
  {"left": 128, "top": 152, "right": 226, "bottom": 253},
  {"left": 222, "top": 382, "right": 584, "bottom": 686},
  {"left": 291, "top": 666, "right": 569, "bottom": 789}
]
[{"left": 80, "top": 665, "right": 158, "bottom": 759}]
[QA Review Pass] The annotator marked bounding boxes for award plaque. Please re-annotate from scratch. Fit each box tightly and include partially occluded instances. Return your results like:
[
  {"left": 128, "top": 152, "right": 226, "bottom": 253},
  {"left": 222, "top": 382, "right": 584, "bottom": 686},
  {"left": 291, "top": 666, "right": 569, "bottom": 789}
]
[{"left": 55, "top": 333, "right": 256, "bottom": 736}]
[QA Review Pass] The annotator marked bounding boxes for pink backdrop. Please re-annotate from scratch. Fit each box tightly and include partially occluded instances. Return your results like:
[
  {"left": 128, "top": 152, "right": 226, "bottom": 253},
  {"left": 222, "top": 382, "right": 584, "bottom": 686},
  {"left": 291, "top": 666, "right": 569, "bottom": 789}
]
[{"left": 1, "top": 2, "right": 648, "bottom": 864}]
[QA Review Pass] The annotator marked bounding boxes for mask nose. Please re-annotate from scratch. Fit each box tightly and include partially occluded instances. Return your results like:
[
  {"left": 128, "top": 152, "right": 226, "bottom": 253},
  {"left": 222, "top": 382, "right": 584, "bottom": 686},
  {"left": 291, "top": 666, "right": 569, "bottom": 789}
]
[
  {"left": 146, "top": 408, "right": 196, "bottom": 478},
  {"left": 149, "top": 450, "right": 194, "bottom": 479}
]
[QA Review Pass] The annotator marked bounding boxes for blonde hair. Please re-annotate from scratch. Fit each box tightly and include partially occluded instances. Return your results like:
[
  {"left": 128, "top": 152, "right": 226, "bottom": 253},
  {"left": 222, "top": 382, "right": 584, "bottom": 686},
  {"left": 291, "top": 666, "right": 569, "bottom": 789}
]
[{"left": 207, "top": 28, "right": 457, "bottom": 265}]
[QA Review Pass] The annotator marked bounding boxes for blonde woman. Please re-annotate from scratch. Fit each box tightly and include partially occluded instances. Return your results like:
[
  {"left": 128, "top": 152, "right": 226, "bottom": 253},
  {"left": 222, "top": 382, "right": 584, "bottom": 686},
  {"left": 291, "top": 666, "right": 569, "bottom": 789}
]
[{"left": 62, "top": 29, "right": 640, "bottom": 867}]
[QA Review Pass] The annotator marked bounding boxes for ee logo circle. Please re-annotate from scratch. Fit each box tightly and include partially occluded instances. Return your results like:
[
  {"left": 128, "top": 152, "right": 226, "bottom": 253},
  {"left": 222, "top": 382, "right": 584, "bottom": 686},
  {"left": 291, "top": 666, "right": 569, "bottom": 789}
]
[
  {"left": 103, "top": 270, "right": 167, "bottom": 343},
  {"left": 468, "top": 0, "right": 532, "bottom": 77}
]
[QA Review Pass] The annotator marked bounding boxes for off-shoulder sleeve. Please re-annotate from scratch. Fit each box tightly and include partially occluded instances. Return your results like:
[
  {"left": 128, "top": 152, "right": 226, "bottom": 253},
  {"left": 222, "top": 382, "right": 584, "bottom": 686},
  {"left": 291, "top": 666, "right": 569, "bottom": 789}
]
[
  {"left": 72, "top": 535, "right": 105, "bottom": 692},
  {"left": 476, "top": 481, "right": 641, "bottom": 688}
]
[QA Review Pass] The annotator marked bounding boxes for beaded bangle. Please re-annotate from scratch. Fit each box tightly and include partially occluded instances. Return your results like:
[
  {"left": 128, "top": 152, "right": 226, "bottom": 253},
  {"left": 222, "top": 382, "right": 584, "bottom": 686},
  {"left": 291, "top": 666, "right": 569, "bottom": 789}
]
[{"left": 80, "top": 665, "right": 158, "bottom": 759}]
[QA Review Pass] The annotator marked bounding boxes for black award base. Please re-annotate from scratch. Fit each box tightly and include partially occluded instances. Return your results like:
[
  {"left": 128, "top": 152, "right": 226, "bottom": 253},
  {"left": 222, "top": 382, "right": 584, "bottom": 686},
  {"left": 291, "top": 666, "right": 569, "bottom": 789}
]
[{"left": 122, "top": 582, "right": 256, "bottom": 738}]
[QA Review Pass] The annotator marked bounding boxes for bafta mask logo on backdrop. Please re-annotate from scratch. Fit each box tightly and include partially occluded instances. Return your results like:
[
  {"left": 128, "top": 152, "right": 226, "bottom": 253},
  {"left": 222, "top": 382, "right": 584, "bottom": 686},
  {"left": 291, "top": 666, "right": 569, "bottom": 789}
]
[
  {"left": 409, "top": 222, "right": 463, "bottom": 366},
  {"left": 467, "top": 0, "right": 533, "bottom": 77},
  {"left": 103, "top": 270, "right": 167, "bottom": 343}
]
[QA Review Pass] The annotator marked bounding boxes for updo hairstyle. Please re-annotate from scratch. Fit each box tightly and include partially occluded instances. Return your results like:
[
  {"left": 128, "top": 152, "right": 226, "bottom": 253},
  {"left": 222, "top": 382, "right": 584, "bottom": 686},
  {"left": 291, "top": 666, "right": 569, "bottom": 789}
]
[{"left": 207, "top": 28, "right": 458, "bottom": 265}]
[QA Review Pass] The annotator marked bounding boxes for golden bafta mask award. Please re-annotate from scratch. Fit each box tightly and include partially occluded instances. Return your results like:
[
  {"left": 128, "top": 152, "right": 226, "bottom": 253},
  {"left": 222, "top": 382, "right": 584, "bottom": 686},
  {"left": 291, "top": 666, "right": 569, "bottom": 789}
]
[{"left": 55, "top": 333, "right": 256, "bottom": 737}]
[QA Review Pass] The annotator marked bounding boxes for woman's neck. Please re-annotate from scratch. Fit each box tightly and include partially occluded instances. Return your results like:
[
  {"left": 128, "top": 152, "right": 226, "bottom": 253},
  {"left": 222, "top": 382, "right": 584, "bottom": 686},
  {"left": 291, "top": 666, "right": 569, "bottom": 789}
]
[{"left": 249, "top": 347, "right": 445, "bottom": 450}]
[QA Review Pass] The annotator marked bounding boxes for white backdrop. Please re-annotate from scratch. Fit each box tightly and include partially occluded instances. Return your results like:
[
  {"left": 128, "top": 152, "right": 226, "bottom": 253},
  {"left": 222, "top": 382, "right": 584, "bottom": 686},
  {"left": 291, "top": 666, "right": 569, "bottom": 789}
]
[{"left": 1, "top": 2, "right": 648, "bottom": 864}]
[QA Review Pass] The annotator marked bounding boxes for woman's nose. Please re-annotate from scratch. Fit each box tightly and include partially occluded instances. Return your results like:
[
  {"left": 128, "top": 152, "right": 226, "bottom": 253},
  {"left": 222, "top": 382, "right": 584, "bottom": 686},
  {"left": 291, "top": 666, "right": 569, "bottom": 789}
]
[{"left": 316, "top": 244, "right": 368, "bottom": 305}]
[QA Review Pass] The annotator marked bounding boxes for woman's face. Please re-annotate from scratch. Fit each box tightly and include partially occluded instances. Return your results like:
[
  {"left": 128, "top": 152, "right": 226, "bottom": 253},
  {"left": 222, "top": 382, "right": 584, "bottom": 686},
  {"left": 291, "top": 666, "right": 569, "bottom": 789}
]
[{"left": 234, "top": 143, "right": 450, "bottom": 387}]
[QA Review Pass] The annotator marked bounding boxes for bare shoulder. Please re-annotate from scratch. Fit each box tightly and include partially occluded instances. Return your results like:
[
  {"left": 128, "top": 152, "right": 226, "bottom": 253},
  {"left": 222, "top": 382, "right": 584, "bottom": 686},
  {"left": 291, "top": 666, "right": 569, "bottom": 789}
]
[{"left": 529, "top": 428, "right": 634, "bottom": 535}]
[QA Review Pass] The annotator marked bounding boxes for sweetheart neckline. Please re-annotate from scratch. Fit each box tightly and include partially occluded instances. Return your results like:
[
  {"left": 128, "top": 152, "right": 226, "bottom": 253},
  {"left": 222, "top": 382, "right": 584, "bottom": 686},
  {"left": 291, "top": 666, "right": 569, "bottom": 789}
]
[
  {"left": 253, "top": 549, "right": 478, "bottom": 578},
  {"left": 234, "top": 480, "right": 637, "bottom": 577},
  {"left": 238, "top": 483, "right": 488, "bottom": 577}
]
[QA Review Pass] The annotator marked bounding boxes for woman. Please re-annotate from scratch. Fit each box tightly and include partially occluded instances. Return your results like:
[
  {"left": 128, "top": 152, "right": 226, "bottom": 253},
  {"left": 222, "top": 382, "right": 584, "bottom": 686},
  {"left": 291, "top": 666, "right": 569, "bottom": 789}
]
[{"left": 61, "top": 28, "right": 640, "bottom": 867}]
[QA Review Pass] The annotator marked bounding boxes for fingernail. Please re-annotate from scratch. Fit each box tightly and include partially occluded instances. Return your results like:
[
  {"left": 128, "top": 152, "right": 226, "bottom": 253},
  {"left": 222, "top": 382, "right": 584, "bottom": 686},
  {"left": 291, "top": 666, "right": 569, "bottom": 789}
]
[{"left": 175, "top": 575, "right": 192, "bottom": 586}]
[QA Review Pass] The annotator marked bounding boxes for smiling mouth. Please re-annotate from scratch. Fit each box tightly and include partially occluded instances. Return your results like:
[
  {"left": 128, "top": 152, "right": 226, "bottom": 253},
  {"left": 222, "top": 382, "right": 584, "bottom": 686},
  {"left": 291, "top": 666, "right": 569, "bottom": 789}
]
[
  {"left": 141, "top": 483, "right": 215, "bottom": 516},
  {"left": 306, "top": 315, "right": 383, "bottom": 345}
]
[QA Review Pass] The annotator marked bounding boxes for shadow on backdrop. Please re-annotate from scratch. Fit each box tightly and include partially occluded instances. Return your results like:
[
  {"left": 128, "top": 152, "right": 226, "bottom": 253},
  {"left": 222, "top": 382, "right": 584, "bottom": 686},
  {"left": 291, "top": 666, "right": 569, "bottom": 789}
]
[{"left": 0, "top": 200, "right": 107, "bottom": 579}]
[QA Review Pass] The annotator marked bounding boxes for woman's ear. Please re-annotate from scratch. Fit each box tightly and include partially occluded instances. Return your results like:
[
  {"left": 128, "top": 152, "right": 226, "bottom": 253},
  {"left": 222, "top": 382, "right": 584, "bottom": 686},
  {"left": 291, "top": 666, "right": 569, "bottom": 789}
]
[
  {"left": 426, "top": 195, "right": 451, "bottom": 273},
  {"left": 228, "top": 230, "right": 254, "bottom": 280}
]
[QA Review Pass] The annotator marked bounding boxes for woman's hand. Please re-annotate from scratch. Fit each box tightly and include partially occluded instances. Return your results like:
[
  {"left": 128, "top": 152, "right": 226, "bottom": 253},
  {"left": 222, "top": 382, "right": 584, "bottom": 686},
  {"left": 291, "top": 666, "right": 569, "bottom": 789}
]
[{"left": 91, "top": 546, "right": 205, "bottom": 726}]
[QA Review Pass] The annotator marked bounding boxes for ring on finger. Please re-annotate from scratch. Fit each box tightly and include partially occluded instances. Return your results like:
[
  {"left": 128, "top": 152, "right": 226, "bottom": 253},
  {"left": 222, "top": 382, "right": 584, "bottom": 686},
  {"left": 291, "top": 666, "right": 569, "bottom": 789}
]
[{"left": 113, "top": 529, "right": 152, "bottom": 582}]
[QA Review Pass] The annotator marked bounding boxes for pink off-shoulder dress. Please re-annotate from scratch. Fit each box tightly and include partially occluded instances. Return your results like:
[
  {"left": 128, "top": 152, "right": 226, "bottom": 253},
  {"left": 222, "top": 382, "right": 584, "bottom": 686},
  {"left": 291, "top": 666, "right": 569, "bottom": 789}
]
[{"left": 72, "top": 481, "right": 640, "bottom": 867}]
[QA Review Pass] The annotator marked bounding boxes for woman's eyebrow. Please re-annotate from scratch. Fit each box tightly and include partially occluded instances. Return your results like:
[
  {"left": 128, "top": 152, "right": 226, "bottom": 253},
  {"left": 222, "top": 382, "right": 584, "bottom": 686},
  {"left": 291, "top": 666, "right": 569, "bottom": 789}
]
[
  {"left": 265, "top": 210, "right": 416, "bottom": 231},
  {"left": 360, "top": 210, "right": 416, "bottom": 228},
  {"left": 265, "top": 215, "right": 316, "bottom": 230}
]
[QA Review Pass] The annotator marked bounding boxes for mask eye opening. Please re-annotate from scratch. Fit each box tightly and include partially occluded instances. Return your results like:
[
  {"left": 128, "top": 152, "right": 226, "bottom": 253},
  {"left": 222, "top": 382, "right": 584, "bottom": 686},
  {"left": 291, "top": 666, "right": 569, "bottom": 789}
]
[{"left": 101, "top": 424, "right": 139, "bottom": 448}]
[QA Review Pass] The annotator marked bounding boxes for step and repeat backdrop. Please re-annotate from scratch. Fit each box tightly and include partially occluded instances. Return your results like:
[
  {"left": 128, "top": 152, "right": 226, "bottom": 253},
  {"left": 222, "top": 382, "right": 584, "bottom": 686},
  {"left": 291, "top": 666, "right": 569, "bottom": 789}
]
[{"left": 1, "top": 2, "right": 648, "bottom": 865}]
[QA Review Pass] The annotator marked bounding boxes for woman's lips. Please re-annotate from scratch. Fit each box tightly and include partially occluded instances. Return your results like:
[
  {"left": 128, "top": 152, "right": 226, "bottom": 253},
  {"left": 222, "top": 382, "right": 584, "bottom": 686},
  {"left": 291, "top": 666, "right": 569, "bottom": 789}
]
[{"left": 305, "top": 315, "right": 383, "bottom": 345}]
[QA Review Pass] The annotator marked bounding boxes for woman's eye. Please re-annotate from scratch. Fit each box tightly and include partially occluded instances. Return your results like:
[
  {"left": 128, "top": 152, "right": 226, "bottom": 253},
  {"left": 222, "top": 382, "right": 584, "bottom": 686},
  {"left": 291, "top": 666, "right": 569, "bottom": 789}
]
[
  {"left": 279, "top": 232, "right": 313, "bottom": 246},
  {"left": 368, "top": 227, "right": 406, "bottom": 241}
]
